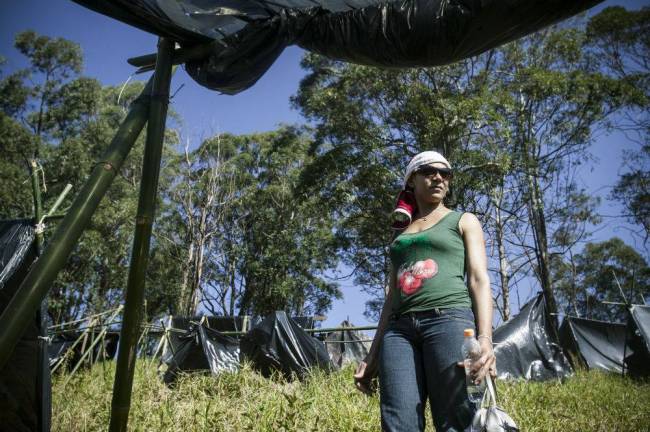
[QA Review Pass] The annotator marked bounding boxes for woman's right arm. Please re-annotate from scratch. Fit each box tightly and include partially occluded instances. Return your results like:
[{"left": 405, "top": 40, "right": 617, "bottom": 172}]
[{"left": 353, "top": 268, "right": 396, "bottom": 394}]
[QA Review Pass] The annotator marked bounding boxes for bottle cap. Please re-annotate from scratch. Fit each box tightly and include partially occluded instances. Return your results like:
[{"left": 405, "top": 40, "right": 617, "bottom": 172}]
[{"left": 463, "top": 328, "right": 475, "bottom": 337}]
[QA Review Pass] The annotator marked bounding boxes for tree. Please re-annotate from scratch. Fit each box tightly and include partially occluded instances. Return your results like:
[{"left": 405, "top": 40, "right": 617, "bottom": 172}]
[
  {"left": 158, "top": 133, "right": 241, "bottom": 316},
  {"left": 552, "top": 238, "right": 650, "bottom": 322},
  {"left": 159, "top": 127, "right": 342, "bottom": 317},
  {"left": 233, "top": 128, "right": 342, "bottom": 316}
]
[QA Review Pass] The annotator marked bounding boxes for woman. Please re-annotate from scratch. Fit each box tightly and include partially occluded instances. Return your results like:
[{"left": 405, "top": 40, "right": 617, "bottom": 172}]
[{"left": 354, "top": 151, "right": 496, "bottom": 432}]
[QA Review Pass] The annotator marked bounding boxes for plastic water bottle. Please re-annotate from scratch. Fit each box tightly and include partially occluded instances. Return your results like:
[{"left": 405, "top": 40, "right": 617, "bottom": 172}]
[{"left": 461, "top": 328, "right": 485, "bottom": 403}]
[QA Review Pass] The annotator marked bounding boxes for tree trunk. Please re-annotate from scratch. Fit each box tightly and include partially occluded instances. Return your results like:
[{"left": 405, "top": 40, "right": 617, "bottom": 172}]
[
  {"left": 188, "top": 234, "right": 206, "bottom": 315},
  {"left": 525, "top": 161, "right": 559, "bottom": 328},
  {"left": 517, "top": 90, "right": 559, "bottom": 330},
  {"left": 490, "top": 185, "right": 511, "bottom": 321},
  {"left": 177, "top": 241, "right": 194, "bottom": 314},
  {"left": 228, "top": 263, "right": 236, "bottom": 316}
]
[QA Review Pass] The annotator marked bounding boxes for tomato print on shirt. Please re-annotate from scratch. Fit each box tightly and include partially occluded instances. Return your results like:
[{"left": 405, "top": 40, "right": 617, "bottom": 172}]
[{"left": 397, "top": 259, "right": 438, "bottom": 295}]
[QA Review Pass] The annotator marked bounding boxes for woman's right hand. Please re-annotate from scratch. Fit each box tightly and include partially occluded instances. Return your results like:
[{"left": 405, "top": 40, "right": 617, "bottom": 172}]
[{"left": 353, "top": 356, "right": 378, "bottom": 395}]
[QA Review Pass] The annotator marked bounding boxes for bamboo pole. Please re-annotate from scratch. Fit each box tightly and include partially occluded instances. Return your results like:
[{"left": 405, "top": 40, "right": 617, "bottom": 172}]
[
  {"left": 51, "top": 320, "right": 96, "bottom": 375},
  {"left": 30, "top": 159, "right": 44, "bottom": 255},
  {"left": 148, "top": 329, "right": 167, "bottom": 368},
  {"left": 109, "top": 37, "right": 174, "bottom": 432},
  {"left": 48, "top": 307, "right": 122, "bottom": 330},
  {"left": 197, "top": 324, "right": 379, "bottom": 337},
  {"left": 29, "top": 158, "right": 52, "bottom": 432},
  {"left": 63, "top": 307, "right": 124, "bottom": 386},
  {"left": 0, "top": 75, "right": 155, "bottom": 370},
  {"left": 304, "top": 325, "right": 377, "bottom": 334}
]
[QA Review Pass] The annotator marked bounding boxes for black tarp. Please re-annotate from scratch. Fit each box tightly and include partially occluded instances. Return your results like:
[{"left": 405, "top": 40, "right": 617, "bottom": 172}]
[
  {"left": 493, "top": 293, "right": 573, "bottom": 381},
  {"left": 72, "top": 0, "right": 601, "bottom": 94},
  {"left": 0, "top": 220, "right": 50, "bottom": 432},
  {"left": 48, "top": 336, "right": 77, "bottom": 368},
  {"left": 163, "top": 315, "right": 250, "bottom": 334},
  {"left": 559, "top": 316, "right": 630, "bottom": 374},
  {"left": 325, "top": 320, "right": 370, "bottom": 368},
  {"left": 240, "top": 311, "right": 332, "bottom": 379},
  {"left": 630, "top": 305, "right": 650, "bottom": 348},
  {"left": 625, "top": 305, "right": 650, "bottom": 377},
  {"left": 159, "top": 318, "right": 241, "bottom": 384}
]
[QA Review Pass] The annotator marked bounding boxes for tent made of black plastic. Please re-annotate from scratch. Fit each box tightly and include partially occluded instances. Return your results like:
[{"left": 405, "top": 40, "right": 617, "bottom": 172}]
[
  {"left": 493, "top": 293, "right": 573, "bottom": 381},
  {"left": 72, "top": 0, "right": 601, "bottom": 94},
  {"left": 240, "top": 311, "right": 332, "bottom": 379},
  {"left": 0, "top": 220, "right": 50, "bottom": 432},
  {"left": 159, "top": 316, "right": 242, "bottom": 384},
  {"left": 559, "top": 316, "right": 629, "bottom": 374},
  {"left": 158, "top": 314, "right": 324, "bottom": 382},
  {"left": 325, "top": 320, "right": 371, "bottom": 368}
]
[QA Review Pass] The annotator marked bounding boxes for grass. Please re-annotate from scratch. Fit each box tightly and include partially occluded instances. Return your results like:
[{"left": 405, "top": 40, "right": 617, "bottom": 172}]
[{"left": 52, "top": 360, "right": 650, "bottom": 431}]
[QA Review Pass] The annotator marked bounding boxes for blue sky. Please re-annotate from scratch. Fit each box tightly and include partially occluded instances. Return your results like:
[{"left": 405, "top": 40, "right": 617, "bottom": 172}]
[{"left": 1, "top": 0, "right": 648, "bottom": 328}]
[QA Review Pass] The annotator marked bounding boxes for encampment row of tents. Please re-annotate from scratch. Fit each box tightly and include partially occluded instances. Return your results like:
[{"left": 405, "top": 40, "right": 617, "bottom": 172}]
[{"left": 2, "top": 220, "right": 650, "bottom": 431}]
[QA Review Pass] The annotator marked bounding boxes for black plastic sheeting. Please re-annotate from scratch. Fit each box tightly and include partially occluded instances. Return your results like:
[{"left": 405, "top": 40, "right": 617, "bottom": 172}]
[
  {"left": 72, "top": 0, "right": 601, "bottom": 94},
  {"left": 240, "top": 311, "right": 332, "bottom": 379},
  {"left": 493, "top": 293, "right": 572, "bottom": 381},
  {"left": 629, "top": 305, "right": 650, "bottom": 353},
  {"left": 159, "top": 319, "right": 241, "bottom": 384},
  {"left": 48, "top": 336, "right": 80, "bottom": 368},
  {"left": 559, "top": 316, "right": 629, "bottom": 374},
  {"left": 0, "top": 220, "right": 35, "bottom": 287},
  {"left": 0, "top": 220, "right": 50, "bottom": 432},
  {"left": 625, "top": 305, "right": 650, "bottom": 377},
  {"left": 325, "top": 320, "right": 370, "bottom": 368}
]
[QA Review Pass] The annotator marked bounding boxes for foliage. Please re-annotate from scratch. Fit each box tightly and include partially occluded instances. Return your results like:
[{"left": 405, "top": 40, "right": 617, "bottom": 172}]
[
  {"left": 586, "top": 7, "right": 650, "bottom": 246},
  {"left": 52, "top": 360, "right": 650, "bottom": 431},
  {"left": 229, "top": 128, "right": 341, "bottom": 316},
  {"left": 585, "top": 6, "right": 649, "bottom": 133},
  {"left": 610, "top": 145, "right": 650, "bottom": 243},
  {"left": 160, "top": 128, "right": 341, "bottom": 317},
  {"left": 551, "top": 238, "right": 650, "bottom": 322}
]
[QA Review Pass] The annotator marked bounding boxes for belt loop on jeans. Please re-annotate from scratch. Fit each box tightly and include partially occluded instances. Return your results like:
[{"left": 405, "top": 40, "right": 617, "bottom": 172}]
[{"left": 434, "top": 307, "right": 441, "bottom": 315}]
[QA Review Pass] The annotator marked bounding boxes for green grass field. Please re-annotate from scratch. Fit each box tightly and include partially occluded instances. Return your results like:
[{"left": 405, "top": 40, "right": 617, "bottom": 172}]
[{"left": 53, "top": 360, "right": 650, "bottom": 431}]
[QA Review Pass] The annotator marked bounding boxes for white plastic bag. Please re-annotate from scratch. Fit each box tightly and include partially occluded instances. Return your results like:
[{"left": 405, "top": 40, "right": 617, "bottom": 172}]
[{"left": 470, "top": 377, "right": 519, "bottom": 432}]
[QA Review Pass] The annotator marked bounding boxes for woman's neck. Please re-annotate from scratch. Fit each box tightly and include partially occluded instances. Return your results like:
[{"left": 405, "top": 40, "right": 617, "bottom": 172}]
[{"left": 416, "top": 200, "right": 446, "bottom": 218}]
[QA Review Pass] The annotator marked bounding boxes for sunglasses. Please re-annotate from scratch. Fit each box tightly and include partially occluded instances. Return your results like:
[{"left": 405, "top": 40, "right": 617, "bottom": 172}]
[{"left": 416, "top": 165, "right": 453, "bottom": 180}]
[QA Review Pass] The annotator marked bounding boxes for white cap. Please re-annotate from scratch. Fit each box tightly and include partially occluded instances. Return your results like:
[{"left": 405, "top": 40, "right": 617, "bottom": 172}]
[{"left": 403, "top": 151, "right": 451, "bottom": 186}]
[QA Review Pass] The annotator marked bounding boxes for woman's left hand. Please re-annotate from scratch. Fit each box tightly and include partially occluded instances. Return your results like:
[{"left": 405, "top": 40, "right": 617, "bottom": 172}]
[{"left": 456, "top": 337, "right": 496, "bottom": 384}]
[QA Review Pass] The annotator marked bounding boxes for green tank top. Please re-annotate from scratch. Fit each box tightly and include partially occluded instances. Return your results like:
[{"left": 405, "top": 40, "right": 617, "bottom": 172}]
[{"left": 389, "top": 210, "right": 471, "bottom": 314}]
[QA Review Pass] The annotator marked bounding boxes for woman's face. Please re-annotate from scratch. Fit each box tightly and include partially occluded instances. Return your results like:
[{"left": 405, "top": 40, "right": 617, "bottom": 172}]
[{"left": 409, "top": 162, "right": 451, "bottom": 204}]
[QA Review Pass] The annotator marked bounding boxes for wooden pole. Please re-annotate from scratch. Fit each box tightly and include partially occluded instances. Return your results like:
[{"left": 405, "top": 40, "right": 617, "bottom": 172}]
[{"left": 109, "top": 37, "right": 174, "bottom": 432}]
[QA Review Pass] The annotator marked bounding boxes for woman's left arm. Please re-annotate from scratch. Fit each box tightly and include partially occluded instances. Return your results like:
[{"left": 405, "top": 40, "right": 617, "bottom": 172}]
[{"left": 460, "top": 212, "right": 496, "bottom": 384}]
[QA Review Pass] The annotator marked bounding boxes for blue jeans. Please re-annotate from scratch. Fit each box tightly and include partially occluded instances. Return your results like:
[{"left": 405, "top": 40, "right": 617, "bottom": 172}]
[{"left": 379, "top": 308, "right": 477, "bottom": 432}]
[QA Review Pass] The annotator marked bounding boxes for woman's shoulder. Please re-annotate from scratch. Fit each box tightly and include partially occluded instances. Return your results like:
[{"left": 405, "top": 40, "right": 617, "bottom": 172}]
[{"left": 457, "top": 212, "right": 482, "bottom": 235}]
